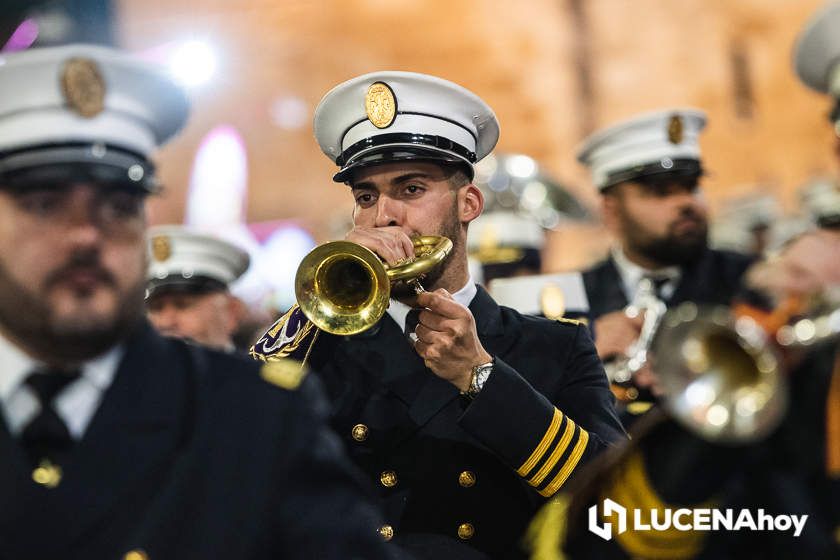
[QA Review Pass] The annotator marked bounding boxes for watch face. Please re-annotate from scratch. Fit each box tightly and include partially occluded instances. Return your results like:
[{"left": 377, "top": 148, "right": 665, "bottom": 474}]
[{"left": 471, "top": 363, "right": 493, "bottom": 394}]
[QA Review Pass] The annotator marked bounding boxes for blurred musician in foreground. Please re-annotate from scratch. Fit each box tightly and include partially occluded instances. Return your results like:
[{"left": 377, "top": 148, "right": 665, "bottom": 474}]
[
  {"left": 145, "top": 225, "right": 249, "bottom": 351},
  {"left": 252, "top": 71, "right": 626, "bottom": 559},
  {"left": 0, "top": 44, "right": 395, "bottom": 559},
  {"left": 577, "top": 109, "right": 755, "bottom": 419}
]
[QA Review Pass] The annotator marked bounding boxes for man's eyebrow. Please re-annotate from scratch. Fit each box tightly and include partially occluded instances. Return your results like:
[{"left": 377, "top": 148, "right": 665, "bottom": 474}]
[
  {"left": 391, "top": 172, "right": 433, "bottom": 184},
  {"left": 351, "top": 172, "right": 434, "bottom": 191}
]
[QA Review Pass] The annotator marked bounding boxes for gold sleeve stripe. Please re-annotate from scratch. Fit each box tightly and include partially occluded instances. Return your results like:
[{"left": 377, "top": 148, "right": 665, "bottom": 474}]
[
  {"left": 529, "top": 417, "right": 576, "bottom": 486},
  {"left": 539, "top": 427, "right": 590, "bottom": 497},
  {"left": 517, "top": 408, "right": 562, "bottom": 476}
]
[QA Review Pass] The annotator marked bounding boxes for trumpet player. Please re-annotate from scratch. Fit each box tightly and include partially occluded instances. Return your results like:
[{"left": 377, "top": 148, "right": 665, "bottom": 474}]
[
  {"left": 577, "top": 109, "right": 755, "bottom": 417},
  {"left": 253, "top": 71, "right": 626, "bottom": 559}
]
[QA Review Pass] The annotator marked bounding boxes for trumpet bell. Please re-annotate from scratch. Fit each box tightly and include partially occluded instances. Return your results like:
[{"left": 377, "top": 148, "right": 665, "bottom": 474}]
[
  {"left": 651, "top": 303, "right": 788, "bottom": 444},
  {"left": 295, "top": 241, "right": 390, "bottom": 336}
]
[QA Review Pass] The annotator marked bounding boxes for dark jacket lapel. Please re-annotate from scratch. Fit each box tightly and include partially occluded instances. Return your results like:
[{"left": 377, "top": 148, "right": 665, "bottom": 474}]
[
  {"left": 583, "top": 257, "right": 629, "bottom": 320},
  {"left": 337, "top": 286, "right": 521, "bottom": 437},
  {"left": 58, "top": 323, "right": 191, "bottom": 541}
]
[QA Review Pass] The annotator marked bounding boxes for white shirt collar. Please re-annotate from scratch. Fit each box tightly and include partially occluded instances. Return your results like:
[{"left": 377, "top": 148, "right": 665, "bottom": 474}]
[
  {"left": 0, "top": 328, "right": 122, "bottom": 423},
  {"left": 610, "top": 246, "right": 681, "bottom": 301},
  {"left": 0, "top": 330, "right": 38, "bottom": 402},
  {"left": 387, "top": 276, "right": 478, "bottom": 331}
]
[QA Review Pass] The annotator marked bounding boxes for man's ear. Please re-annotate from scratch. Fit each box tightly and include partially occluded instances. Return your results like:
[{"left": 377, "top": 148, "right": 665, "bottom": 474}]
[{"left": 459, "top": 183, "right": 484, "bottom": 223}]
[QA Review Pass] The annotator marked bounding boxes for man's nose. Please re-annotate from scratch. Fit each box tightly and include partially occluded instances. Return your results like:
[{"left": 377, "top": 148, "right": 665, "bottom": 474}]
[
  {"left": 149, "top": 305, "right": 180, "bottom": 331},
  {"left": 374, "top": 196, "right": 400, "bottom": 227}
]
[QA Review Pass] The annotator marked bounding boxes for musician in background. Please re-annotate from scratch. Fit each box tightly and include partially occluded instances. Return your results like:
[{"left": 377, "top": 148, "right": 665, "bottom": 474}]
[
  {"left": 577, "top": 109, "right": 755, "bottom": 416},
  {"left": 528, "top": 8, "right": 840, "bottom": 558},
  {"left": 145, "top": 225, "right": 248, "bottom": 352}
]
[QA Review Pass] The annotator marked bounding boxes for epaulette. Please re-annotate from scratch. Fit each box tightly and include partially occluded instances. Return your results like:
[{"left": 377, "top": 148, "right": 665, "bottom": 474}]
[
  {"left": 555, "top": 317, "right": 586, "bottom": 326},
  {"left": 250, "top": 305, "right": 318, "bottom": 363},
  {"left": 259, "top": 358, "right": 309, "bottom": 391}
]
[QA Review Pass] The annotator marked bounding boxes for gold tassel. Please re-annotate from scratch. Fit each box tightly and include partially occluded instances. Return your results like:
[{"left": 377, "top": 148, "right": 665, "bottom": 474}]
[{"left": 524, "top": 496, "right": 570, "bottom": 560}]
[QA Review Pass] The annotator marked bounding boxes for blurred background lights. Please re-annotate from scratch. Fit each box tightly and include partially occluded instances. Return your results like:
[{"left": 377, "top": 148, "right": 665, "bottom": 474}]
[
  {"left": 1, "top": 19, "right": 38, "bottom": 52},
  {"left": 257, "top": 226, "right": 317, "bottom": 310},
  {"left": 186, "top": 125, "right": 248, "bottom": 229},
  {"left": 505, "top": 154, "right": 537, "bottom": 178},
  {"left": 270, "top": 96, "right": 309, "bottom": 130},
  {"left": 167, "top": 39, "right": 217, "bottom": 88}
]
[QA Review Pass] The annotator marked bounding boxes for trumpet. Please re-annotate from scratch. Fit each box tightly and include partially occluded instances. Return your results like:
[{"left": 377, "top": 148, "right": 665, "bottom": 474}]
[
  {"left": 294, "top": 235, "right": 453, "bottom": 336},
  {"left": 649, "top": 296, "right": 840, "bottom": 443},
  {"left": 604, "top": 277, "right": 667, "bottom": 389}
]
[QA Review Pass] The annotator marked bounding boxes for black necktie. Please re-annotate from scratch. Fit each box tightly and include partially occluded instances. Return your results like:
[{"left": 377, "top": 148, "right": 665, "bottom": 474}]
[
  {"left": 404, "top": 308, "right": 421, "bottom": 340},
  {"left": 21, "top": 369, "right": 80, "bottom": 469}
]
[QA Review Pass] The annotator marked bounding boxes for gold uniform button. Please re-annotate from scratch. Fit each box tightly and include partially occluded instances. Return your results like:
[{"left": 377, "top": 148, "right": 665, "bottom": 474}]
[
  {"left": 458, "top": 470, "right": 476, "bottom": 488},
  {"left": 351, "top": 423, "right": 369, "bottom": 442},
  {"left": 32, "top": 460, "right": 62, "bottom": 488},
  {"left": 380, "top": 470, "right": 398, "bottom": 488},
  {"left": 378, "top": 524, "right": 394, "bottom": 541},
  {"left": 457, "top": 522, "right": 475, "bottom": 540},
  {"left": 124, "top": 550, "right": 149, "bottom": 560}
]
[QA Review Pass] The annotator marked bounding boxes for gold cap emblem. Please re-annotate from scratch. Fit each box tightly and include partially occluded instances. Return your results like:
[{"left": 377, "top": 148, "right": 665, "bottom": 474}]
[
  {"left": 667, "top": 114, "right": 683, "bottom": 144},
  {"left": 365, "top": 82, "right": 397, "bottom": 129},
  {"left": 61, "top": 57, "right": 106, "bottom": 118},
  {"left": 151, "top": 235, "right": 172, "bottom": 262}
]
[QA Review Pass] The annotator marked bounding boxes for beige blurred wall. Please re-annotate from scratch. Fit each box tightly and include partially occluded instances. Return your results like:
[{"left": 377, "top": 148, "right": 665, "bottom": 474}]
[{"left": 117, "top": 0, "right": 837, "bottom": 271}]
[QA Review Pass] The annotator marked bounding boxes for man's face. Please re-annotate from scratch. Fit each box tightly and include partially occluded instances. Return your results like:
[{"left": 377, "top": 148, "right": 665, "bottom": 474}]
[
  {"left": 604, "top": 178, "right": 709, "bottom": 266},
  {"left": 350, "top": 161, "right": 469, "bottom": 295},
  {"left": 0, "top": 182, "right": 147, "bottom": 362},
  {"left": 147, "top": 290, "right": 239, "bottom": 351}
]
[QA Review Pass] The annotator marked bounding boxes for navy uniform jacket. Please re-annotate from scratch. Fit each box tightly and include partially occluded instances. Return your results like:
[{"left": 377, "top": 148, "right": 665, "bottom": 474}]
[
  {"left": 253, "top": 286, "right": 627, "bottom": 558},
  {"left": 582, "top": 248, "right": 755, "bottom": 323},
  {"left": 0, "top": 323, "right": 397, "bottom": 560}
]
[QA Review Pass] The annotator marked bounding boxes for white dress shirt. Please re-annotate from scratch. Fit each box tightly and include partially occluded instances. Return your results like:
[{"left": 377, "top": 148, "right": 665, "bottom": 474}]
[
  {"left": 0, "top": 332, "right": 123, "bottom": 439},
  {"left": 610, "top": 246, "right": 681, "bottom": 302},
  {"left": 387, "top": 276, "right": 478, "bottom": 333}
]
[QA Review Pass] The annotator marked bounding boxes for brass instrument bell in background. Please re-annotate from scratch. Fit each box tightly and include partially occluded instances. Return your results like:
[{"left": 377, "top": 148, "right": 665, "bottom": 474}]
[
  {"left": 650, "top": 303, "right": 786, "bottom": 444},
  {"left": 295, "top": 235, "right": 453, "bottom": 336}
]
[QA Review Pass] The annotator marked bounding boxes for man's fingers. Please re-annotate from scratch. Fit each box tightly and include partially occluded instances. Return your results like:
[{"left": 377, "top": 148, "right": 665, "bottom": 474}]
[
  {"left": 416, "top": 289, "right": 462, "bottom": 319},
  {"left": 417, "top": 309, "right": 449, "bottom": 332},
  {"left": 346, "top": 227, "right": 414, "bottom": 266}
]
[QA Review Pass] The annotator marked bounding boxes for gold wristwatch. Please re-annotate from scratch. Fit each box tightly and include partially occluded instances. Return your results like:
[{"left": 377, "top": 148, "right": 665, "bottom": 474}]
[{"left": 463, "top": 358, "right": 494, "bottom": 399}]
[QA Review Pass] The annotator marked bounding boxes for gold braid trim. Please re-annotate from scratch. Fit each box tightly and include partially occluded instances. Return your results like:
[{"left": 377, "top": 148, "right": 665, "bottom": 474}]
[
  {"left": 530, "top": 417, "right": 576, "bottom": 486},
  {"left": 539, "top": 428, "right": 590, "bottom": 497},
  {"left": 518, "top": 408, "right": 563, "bottom": 477},
  {"left": 602, "top": 451, "right": 714, "bottom": 559}
]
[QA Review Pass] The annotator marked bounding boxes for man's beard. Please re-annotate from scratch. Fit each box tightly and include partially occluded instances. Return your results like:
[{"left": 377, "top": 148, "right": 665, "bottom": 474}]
[
  {"left": 390, "top": 203, "right": 461, "bottom": 301},
  {"left": 622, "top": 207, "right": 709, "bottom": 266},
  {"left": 0, "top": 253, "right": 146, "bottom": 363}
]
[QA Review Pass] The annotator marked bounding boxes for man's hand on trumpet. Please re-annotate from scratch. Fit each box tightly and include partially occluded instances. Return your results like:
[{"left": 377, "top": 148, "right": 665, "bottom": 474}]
[
  {"left": 746, "top": 229, "right": 840, "bottom": 300},
  {"left": 412, "top": 289, "right": 492, "bottom": 393},
  {"left": 345, "top": 225, "right": 415, "bottom": 267},
  {"left": 593, "top": 309, "right": 644, "bottom": 362}
]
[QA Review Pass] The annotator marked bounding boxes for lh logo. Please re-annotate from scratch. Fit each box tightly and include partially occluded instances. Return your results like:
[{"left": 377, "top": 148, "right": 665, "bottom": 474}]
[{"left": 588, "top": 498, "right": 627, "bottom": 541}]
